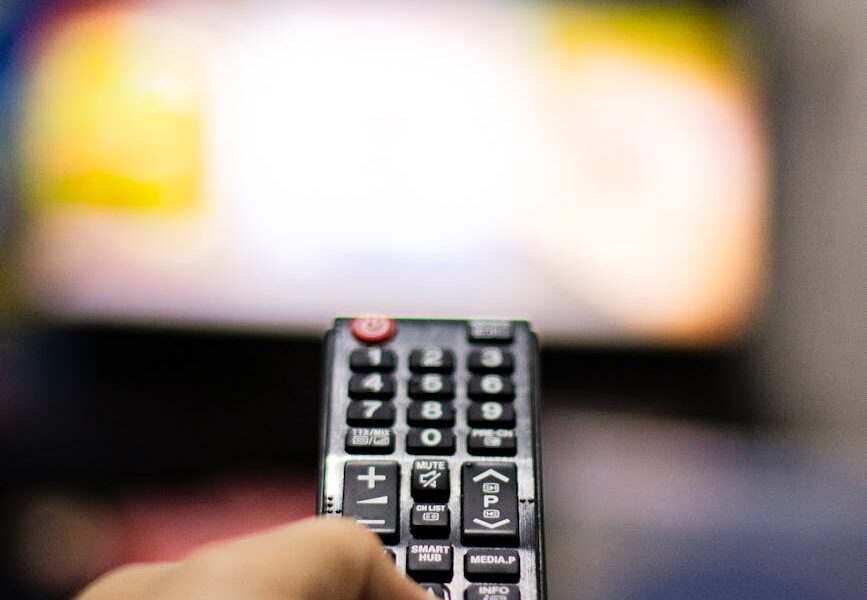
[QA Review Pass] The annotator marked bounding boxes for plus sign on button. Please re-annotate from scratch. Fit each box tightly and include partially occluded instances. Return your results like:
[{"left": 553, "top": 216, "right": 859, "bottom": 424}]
[{"left": 343, "top": 461, "right": 400, "bottom": 544}]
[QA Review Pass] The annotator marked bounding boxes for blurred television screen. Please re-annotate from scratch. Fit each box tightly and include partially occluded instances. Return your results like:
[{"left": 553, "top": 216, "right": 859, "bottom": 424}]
[{"left": 8, "top": 0, "right": 768, "bottom": 344}]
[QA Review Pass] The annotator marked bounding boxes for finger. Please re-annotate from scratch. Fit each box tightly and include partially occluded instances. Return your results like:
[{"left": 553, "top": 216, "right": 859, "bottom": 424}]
[
  {"left": 184, "top": 517, "right": 429, "bottom": 600},
  {"left": 76, "top": 562, "right": 173, "bottom": 600}
]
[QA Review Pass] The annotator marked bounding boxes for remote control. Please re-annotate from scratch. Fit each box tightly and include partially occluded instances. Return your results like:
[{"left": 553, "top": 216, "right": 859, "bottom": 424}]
[{"left": 317, "top": 317, "right": 546, "bottom": 599}]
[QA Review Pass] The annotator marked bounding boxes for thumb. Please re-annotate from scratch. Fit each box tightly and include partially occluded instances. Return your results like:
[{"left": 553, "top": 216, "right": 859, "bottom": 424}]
[
  {"left": 78, "top": 517, "right": 431, "bottom": 600},
  {"left": 183, "top": 517, "right": 430, "bottom": 600}
]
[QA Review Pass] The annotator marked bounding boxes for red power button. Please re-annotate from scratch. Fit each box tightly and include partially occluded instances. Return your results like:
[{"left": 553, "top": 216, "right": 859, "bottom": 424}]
[{"left": 351, "top": 316, "right": 396, "bottom": 344}]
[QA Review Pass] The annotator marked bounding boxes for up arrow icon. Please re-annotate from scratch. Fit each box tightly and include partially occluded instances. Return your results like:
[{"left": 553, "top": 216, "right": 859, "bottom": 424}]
[{"left": 472, "top": 468, "right": 510, "bottom": 483}]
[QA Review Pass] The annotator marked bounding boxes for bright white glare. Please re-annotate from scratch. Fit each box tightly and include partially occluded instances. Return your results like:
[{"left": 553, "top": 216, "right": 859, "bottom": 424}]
[{"left": 23, "top": 0, "right": 767, "bottom": 343}]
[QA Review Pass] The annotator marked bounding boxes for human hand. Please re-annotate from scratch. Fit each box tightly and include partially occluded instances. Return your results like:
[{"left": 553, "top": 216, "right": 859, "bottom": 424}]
[{"left": 76, "top": 517, "right": 430, "bottom": 600}]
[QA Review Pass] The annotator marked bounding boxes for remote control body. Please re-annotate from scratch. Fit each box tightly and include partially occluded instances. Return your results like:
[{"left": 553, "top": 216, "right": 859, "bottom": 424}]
[{"left": 318, "top": 317, "right": 545, "bottom": 599}]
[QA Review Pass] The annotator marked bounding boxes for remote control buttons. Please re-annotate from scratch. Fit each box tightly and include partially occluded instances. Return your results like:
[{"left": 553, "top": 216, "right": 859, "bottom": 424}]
[
  {"left": 347, "top": 400, "right": 395, "bottom": 426},
  {"left": 462, "top": 463, "right": 519, "bottom": 546},
  {"left": 409, "top": 374, "right": 455, "bottom": 399},
  {"left": 408, "top": 401, "right": 455, "bottom": 427},
  {"left": 468, "top": 375, "right": 514, "bottom": 401},
  {"left": 464, "top": 549, "right": 520, "bottom": 582},
  {"left": 351, "top": 316, "right": 396, "bottom": 344},
  {"left": 466, "top": 584, "right": 520, "bottom": 600},
  {"left": 407, "top": 428, "right": 455, "bottom": 455},
  {"left": 407, "top": 542, "right": 453, "bottom": 582},
  {"left": 411, "top": 504, "right": 450, "bottom": 538},
  {"left": 468, "top": 402, "right": 515, "bottom": 428},
  {"left": 346, "top": 427, "right": 394, "bottom": 454},
  {"left": 350, "top": 348, "right": 396, "bottom": 372},
  {"left": 343, "top": 462, "right": 399, "bottom": 543},
  {"left": 467, "top": 429, "right": 517, "bottom": 456},
  {"left": 412, "top": 460, "right": 450, "bottom": 501},
  {"left": 409, "top": 348, "right": 455, "bottom": 373},
  {"left": 349, "top": 372, "right": 395, "bottom": 399},
  {"left": 468, "top": 348, "right": 514, "bottom": 374},
  {"left": 467, "top": 320, "right": 513, "bottom": 344},
  {"left": 419, "top": 583, "right": 449, "bottom": 598}
]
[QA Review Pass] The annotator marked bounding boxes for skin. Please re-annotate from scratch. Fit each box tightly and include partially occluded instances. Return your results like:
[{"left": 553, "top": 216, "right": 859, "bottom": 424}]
[{"left": 76, "top": 517, "right": 430, "bottom": 600}]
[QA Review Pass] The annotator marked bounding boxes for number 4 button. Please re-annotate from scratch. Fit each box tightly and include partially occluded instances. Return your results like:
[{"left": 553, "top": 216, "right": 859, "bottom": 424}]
[{"left": 349, "top": 372, "right": 395, "bottom": 399}]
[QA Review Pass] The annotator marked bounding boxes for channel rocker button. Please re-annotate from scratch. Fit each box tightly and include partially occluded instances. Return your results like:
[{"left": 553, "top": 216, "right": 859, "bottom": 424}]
[
  {"left": 461, "top": 463, "right": 519, "bottom": 545},
  {"left": 351, "top": 316, "right": 396, "bottom": 344}
]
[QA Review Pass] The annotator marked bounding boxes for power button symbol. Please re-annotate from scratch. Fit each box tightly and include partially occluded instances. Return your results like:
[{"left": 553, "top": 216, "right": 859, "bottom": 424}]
[{"left": 351, "top": 316, "right": 396, "bottom": 344}]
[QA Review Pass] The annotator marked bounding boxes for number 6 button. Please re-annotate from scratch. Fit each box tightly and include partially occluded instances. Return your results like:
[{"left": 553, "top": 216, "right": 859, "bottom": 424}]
[{"left": 468, "top": 374, "right": 514, "bottom": 401}]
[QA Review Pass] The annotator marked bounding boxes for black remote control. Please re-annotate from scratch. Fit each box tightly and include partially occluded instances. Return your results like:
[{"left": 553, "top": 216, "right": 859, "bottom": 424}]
[{"left": 317, "top": 317, "right": 546, "bottom": 599}]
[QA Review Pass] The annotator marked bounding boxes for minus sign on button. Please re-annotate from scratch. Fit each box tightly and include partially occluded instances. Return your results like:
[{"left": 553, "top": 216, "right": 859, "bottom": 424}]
[{"left": 356, "top": 519, "right": 386, "bottom": 525}]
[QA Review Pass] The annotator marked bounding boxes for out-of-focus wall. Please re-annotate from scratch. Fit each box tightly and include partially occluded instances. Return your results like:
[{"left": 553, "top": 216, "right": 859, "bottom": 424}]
[{"left": 756, "top": 0, "right": 866, "bottom": 437}]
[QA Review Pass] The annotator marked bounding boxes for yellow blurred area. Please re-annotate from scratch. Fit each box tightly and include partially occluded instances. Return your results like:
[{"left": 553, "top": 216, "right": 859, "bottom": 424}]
[
  {"left": 21, "top": 6, "right": 203, "bottom": 214},
  {"left": 546, "top": 4, "right": 753, "bottom": 86}
]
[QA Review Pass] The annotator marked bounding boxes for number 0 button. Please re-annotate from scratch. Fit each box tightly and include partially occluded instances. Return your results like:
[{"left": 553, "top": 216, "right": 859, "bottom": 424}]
[{"left": 407, "top": 428, "right": 455, "bottom": 455}]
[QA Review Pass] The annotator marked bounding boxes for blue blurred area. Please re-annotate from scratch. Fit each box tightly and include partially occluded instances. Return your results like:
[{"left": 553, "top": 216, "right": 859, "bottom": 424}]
[{"left": 543, "top": 412, "right": 867, "bottom": 600}]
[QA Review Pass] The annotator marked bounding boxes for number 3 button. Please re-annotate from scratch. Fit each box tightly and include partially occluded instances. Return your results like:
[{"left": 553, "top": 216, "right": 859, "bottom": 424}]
[{"left": 407, "top": 428, "right": 455, "bottom": 455}]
